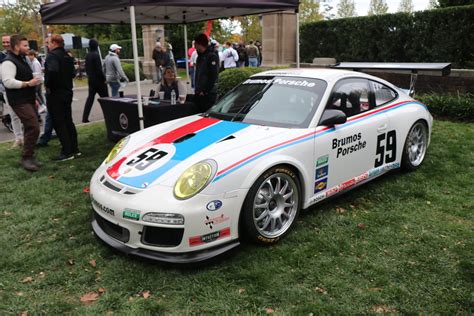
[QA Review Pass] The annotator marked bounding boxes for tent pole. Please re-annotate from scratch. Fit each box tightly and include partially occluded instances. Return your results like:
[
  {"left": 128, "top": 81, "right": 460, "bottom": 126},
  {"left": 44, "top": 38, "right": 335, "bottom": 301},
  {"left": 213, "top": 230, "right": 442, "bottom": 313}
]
[
  {"left": 183, "top": 24, "right": 190, "bottom": 94},
  {"left": 296, "top": 11, "right": 300, "bottom": 68},
  {"left": 42, "top": 24, "right": 48, "bottom": 56},
  {"left": 130, "top": 5, "right": 144, "bottom": 130}
]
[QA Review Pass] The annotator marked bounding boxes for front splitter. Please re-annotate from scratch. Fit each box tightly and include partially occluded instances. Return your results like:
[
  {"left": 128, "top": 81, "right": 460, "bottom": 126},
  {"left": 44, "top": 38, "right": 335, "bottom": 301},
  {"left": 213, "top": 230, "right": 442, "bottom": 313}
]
[{"left": 91, "top": 217, "right": 240, "bottom": 264}]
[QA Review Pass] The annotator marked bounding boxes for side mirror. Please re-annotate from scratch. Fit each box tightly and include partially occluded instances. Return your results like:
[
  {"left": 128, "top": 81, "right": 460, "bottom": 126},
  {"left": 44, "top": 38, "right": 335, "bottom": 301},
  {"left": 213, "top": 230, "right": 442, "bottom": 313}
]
[{"left": 318, "top": 109, "right": 347, "bottom": 127}]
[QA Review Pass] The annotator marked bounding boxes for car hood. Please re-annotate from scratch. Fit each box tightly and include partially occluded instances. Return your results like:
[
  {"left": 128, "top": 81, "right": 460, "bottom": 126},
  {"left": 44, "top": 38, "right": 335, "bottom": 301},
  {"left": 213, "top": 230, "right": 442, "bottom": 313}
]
[{"left": 105, "top": 115, "right": 287, "bottom": 189}]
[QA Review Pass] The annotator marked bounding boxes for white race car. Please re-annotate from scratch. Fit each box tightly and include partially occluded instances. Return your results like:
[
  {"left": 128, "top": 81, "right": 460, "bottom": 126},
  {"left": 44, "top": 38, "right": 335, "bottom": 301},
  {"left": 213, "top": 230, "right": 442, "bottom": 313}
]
[{"left": 90, "top": 69, "right": 432, "bottom": 263}]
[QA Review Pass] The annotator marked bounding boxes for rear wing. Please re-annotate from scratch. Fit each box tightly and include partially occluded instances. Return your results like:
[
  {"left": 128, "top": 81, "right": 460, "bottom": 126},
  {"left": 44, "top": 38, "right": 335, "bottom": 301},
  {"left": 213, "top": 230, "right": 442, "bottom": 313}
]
[{"left": 332, "top": 62, "right": 452, "bottom": 96}]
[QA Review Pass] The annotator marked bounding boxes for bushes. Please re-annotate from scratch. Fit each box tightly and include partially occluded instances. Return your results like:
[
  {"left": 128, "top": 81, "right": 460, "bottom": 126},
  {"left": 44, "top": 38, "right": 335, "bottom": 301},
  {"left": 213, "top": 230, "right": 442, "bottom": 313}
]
[
  {"left": 217, "top": 67, "right": 266, "bottom": 96},
  {"left": 122, "top": 63, "right": 146, "bottom": 82},
  {"left": 300, "top": 5, "right": 474, "bottom": 69},
  {"left": 99, "top": 39, "right": 144, "bottom": 60},
  {"left": 418, "top": 93, "right": 474, "bottom": 121}
]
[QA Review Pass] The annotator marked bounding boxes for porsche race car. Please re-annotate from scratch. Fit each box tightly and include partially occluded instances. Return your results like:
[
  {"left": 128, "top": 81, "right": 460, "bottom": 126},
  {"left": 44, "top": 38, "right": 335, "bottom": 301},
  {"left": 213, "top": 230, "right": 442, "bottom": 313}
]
[{"left": 90, "top": 68, "right": 432, "bottom": 263}]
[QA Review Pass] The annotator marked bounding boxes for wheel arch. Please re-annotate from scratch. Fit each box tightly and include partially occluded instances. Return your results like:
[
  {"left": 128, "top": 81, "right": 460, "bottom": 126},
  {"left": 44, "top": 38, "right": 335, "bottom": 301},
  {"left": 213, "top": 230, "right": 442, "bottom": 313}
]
[{"left": 236, "top": 159, "right": 307, "bottom": 234}]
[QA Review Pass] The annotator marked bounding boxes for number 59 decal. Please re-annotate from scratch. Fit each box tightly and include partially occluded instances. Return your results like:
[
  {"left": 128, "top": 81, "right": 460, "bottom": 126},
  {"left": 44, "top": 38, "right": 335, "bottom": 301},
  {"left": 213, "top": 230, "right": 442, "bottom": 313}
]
[
  {"left": 374, "top": 130, "right": 397, "bottom": 168},
  {"left": 126, "top": 148, "right": 168, "bottom": 171}
]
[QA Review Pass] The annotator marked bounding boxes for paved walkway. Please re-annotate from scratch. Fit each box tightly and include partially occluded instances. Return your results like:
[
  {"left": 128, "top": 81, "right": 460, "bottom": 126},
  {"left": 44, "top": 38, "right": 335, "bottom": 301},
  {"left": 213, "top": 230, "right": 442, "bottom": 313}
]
[{"left": 0, "top": 80, "right": 157, "bottom": 143}]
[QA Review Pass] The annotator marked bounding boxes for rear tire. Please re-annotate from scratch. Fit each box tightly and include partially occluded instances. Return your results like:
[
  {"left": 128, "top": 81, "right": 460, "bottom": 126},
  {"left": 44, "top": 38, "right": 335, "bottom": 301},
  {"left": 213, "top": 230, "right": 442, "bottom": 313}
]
[
  {"left": 401, "top": 121, "right": 428, "bottom": 171},
  {"left": 240, "top": 166, "right": 301, "bottom": 245}
]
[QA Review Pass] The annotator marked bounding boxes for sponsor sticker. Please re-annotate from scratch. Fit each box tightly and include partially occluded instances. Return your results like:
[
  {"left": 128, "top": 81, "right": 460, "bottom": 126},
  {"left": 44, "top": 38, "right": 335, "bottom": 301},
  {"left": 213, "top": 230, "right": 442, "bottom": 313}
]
[
  {"left": 316, "top": 154, "right": 329, "bottom": 167},
  {"left": 310, "top": 193, "right": 326, "bottom": 204},
  {"left": 189, "top": 227, "right": 231, "bottom": 247},
  {"left": 205, "top": 214, "right": 230, "bottom": 229},
  {"left": 314, "top": 178, "right": 328, "bottom": 193},
  {"left": 206, "top": 200, "right": 223, "bottom": 211},
  {"left": 315, "top": 165, "right": 329, "bottom": 180},
  {"left": 91, "top": 196, "right": 115, "bottom": 216},
  {"left": 123, "top": 209, "right": 141, "bottom": 221}
]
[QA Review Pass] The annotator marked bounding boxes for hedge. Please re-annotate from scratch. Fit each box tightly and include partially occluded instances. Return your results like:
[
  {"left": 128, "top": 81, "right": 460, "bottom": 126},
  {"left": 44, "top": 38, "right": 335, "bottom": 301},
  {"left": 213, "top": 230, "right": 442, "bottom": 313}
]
[
  {"left": 217, "top": 67, "right": 268, "bottom": 96},
  {"left": 99, "top": 39, "right": 144, "bottom": 60},
  {"left": 122, "top": 63, "right": 146, "bottom": 82},
  {"left": 300, "top": 5, "right": 474, "bottom": 69},
  {"left": 418, "top": 93, "right": 473, "bottom": 121}
]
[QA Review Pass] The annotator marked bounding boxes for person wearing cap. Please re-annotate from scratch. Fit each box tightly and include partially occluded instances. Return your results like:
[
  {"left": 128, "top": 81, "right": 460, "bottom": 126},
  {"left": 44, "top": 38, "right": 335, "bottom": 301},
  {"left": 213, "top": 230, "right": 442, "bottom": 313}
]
[
  {"left": 82, "top": 38, "right": 108, "bottom": 123},
  {"left": 104, "top": 44, "right": 128, "bottom": 97},
  {"left": 193, "top": 33, "right": 220, "bottom": 113}
]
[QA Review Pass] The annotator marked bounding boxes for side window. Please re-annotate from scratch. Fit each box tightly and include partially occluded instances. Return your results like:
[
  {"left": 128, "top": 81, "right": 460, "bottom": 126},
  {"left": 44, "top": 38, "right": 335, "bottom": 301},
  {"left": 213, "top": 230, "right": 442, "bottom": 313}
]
[
  {"left": 327, "top": 78, "right": 371, "bottom": 117},
  {"left": 371, "top": 81, "right": 398, "bottom": 106}
]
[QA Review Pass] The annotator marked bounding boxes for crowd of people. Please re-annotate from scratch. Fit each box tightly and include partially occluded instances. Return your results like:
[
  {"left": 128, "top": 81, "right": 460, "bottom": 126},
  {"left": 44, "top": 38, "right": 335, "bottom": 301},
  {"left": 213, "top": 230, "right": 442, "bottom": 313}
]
[
  {"left": 186, "top": 39, "right": 262, "bottom": 88},
  {"left": 0, "top": 34, "right": 79, "bottom": 171},
  {"left": 0, "top": 31, "right": 260, "bottom": 172}
]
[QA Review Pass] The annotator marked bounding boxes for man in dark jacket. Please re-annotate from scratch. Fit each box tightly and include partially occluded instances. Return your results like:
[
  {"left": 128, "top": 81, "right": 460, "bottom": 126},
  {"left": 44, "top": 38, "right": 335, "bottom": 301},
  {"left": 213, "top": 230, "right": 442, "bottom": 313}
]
[
  {"left": 1, "top": 34, "right": 42, "bottom": 171},
  {"left": 193, "top": 33, "right": 220, "bottom": 113},
  {"left": 82, "top": 38, "right": 108, "bottom": 123},
  {"left": 45, "top": 34, "right": 79, "bottom": 161}
]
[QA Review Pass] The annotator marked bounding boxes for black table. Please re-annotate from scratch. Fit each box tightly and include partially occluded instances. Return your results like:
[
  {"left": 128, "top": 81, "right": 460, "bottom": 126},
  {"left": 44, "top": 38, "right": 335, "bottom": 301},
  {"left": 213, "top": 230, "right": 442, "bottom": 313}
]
[{"left": 98, "top": 95, "right": 199, "bottom": 141}]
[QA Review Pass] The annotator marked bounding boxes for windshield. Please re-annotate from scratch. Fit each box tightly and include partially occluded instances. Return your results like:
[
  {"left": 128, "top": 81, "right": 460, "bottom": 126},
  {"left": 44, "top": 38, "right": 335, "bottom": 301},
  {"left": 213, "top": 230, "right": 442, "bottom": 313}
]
[{"left": 206, "top": 76, "right": 327, "bottom": 128}]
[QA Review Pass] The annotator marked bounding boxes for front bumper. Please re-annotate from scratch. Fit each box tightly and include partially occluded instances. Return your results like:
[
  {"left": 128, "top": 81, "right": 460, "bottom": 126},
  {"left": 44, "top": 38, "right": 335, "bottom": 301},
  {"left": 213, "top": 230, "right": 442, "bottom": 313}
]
[
  {"left": 89, "top": 167, "right": 248, "bottom": 263},
  {"left": 92, "top": 211, "right": 240, "bottom": 263}
]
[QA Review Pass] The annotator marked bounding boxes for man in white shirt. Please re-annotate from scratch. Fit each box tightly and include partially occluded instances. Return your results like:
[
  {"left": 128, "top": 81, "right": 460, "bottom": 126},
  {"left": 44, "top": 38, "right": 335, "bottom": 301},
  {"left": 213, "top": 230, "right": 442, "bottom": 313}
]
[
  {"left": 0, "top": 34, "right": 25, "bottom": 148},
  {"left": 222, "top": 41, "right": 238, "bottom": 69},
  {"left": 1, "top": 34, "right": 42, "bottom": 171}
]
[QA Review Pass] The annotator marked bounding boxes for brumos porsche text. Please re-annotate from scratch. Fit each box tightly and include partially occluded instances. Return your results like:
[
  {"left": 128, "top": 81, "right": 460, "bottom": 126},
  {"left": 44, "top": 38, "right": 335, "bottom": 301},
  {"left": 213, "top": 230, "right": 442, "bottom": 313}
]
[{"left": 332, "top": 133, "right": 366, "bottom": 158}]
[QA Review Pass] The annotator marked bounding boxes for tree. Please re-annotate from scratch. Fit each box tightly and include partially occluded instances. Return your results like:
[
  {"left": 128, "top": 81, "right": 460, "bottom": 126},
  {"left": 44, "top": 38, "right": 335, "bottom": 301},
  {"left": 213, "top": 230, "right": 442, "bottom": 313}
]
[
  {"left": 0, "top": 0, "right": 42, "bottom": 40},
  {"left": 427, "top": 0, "right": 439, "bottom": 9},
  {"left": 368, "top": 0, "right": 389, "bottom": 15},
  {"left": 337, "top": 0, "right": 357, "bottom": 18},
  {"left": 398, "top": 0, "right": 414, "bottom": 12},
  {"left": 437, "top": 0, "right": 474, "bottom": 7},
  {"left": 299, "top": 0, "right": 323, "bottom": 23},
  {"left": 238, "top": 15, "right": 262, "bottom": 43}
]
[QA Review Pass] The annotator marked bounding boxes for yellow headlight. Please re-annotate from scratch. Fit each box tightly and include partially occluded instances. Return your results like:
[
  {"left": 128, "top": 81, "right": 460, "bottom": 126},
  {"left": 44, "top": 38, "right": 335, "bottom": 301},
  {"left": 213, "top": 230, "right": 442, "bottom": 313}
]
[
  {"left": 104, "top": 136, "right": 129, "bottom": 164},
  {"left": 174, "top": 161, "right": 215, "bottom": 200}
]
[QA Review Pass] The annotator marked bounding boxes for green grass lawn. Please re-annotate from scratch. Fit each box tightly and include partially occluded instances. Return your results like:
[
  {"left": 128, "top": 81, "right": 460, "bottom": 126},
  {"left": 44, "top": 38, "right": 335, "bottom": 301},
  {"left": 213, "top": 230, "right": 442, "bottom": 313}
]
[{"left": 0, "top": 120, "right": 473, "bottom": 314}]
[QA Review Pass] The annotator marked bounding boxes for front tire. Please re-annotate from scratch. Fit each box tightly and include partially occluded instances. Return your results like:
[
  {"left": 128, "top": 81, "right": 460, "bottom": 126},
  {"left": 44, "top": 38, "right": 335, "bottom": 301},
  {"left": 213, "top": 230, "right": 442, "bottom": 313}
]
[
  {"left": 240, "top": 166, "right": 301, "bottom": 245},
  {"left": 401, "top": 121, "right": 428, "bottom": 171}
]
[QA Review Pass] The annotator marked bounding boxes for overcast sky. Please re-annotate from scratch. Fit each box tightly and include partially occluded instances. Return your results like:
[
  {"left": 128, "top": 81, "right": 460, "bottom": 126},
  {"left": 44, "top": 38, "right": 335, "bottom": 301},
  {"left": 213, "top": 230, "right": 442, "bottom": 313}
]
[{"left": 321, "top": 0, "right": 431, "bottom": 17}]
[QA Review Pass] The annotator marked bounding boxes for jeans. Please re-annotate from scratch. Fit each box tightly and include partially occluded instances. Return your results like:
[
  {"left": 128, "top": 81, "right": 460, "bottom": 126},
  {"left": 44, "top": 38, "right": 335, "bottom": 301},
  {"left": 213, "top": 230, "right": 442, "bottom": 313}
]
[
  {"left": 38, "top": 111, "right": 53, "bottom": 145},
  {"left": 155, "top": 66, "right": 163, "bottom": 83},
  {"left": 249, "top": 57, "right": 259, "bottom": 67},
  {"left": 83, "top": 81, "right": 109, "bottom": 122},
  {"left": 109, "top": 82, "right": 121, "bottom": 98},
  {"left": 189, "top": 67, "right": 195, "bottom": 88}
]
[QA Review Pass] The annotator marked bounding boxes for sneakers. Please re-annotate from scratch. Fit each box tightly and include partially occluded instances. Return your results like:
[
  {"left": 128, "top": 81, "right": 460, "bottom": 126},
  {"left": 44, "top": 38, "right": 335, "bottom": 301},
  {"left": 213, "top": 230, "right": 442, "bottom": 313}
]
[
  {"left": 11, "top": 139, "right": 23, "bottom": 149},
  {"left": 51, "top": 153, "right": 75, "bottom": 162},
  {"left": 82, "top": 119, "right": 90, "bottom": 123},
  {"left": 74, "top": 151, "right": 82, "bottom": 158},
  {"left": 21, "top": 157, "right": 40, "bottom": 172}
]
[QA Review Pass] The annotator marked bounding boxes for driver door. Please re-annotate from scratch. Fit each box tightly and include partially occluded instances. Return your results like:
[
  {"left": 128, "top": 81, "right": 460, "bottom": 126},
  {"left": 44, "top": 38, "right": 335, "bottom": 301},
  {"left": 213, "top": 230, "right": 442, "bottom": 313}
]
[{"left": 312, "top": 78, "right": 390, "bottom": 198}]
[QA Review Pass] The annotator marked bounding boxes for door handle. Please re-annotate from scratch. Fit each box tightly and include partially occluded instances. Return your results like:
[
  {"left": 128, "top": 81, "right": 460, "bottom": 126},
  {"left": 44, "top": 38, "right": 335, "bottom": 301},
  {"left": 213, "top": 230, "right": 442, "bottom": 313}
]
[{"left": 377, "top": 124, "right": 388, "bottom": 133}]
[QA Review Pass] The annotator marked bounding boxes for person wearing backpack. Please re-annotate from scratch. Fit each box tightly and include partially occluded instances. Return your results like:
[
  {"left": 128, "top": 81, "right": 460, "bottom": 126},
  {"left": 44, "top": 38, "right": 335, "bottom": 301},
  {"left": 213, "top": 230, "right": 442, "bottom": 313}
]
[{"left": 44, "top": 34, "right": 80, "bottom": 161}]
